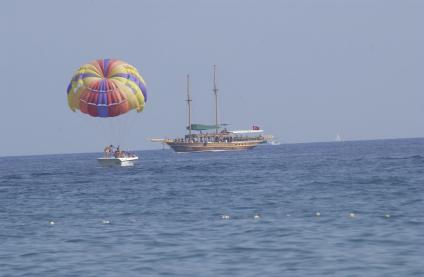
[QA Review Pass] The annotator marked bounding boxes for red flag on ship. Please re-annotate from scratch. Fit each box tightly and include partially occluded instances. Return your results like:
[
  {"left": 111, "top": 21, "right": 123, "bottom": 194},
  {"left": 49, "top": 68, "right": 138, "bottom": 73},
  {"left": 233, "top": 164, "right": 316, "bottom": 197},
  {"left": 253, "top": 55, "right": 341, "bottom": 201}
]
[{"left": 252, "top": 125, "right": 260, "bottom": 130}]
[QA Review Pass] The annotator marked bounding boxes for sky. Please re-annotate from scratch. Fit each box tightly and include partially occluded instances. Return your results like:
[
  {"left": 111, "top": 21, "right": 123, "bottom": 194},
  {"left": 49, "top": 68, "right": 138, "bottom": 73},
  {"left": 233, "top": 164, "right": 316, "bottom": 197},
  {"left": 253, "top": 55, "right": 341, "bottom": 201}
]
[{"left": 0, "top": 0, "right": 423, "bottom": 156}]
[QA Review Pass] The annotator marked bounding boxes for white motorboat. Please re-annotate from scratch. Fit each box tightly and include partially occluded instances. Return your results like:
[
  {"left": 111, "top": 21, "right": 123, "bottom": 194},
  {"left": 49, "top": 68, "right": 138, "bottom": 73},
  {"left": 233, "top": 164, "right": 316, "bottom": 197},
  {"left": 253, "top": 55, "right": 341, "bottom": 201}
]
[{"left": 97, "top": 156, "right": 139, "bottom": 166}]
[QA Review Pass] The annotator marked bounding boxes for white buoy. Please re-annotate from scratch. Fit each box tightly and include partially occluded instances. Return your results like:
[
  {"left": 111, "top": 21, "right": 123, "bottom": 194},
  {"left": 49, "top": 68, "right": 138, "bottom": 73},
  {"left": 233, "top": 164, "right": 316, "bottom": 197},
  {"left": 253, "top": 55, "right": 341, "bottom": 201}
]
[
  {"left": 254, "top": 214, "right": 260, "bottom": 220},
  {"left": 221, "top": 214, "right": 230, "bottom": 220},
  {"left": 286, "top": 214, "right": 291, "bottom": 217},
  {"left": 349, "top": 213, "right": 356, "bottom": 218},
  {"left": 49, "top": 221, "right": 55, "bottom": 225},
  {"left": 385, "top": 214, "right": 391, "bottom": 218},
  {"left": 315, "top": 212, "right": 321, "bottom": 217},
  {"left": 102, "top": 219, "right": 110, "bottom": 224}
]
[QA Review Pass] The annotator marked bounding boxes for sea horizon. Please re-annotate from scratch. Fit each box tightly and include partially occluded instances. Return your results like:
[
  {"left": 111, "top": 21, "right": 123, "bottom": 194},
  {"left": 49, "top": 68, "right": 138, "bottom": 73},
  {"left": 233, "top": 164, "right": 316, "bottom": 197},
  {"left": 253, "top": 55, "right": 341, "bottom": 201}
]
[{"left": 2, "top": 136, "right": 423, "bottom": 158}]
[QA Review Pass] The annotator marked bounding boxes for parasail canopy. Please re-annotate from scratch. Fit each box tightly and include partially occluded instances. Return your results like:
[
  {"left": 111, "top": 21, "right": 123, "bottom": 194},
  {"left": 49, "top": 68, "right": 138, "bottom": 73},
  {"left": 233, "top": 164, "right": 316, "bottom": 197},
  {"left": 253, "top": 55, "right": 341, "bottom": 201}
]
[{"left": 67, "top": 59, "right": 147, "bottom": 117}]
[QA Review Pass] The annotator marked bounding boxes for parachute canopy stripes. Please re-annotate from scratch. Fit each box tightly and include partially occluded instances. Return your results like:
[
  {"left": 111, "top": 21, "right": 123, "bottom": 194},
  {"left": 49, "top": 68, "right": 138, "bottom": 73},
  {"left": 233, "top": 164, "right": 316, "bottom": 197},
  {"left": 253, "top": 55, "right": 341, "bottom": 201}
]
[{"left": 67, "top": 59, "right": 147, "bottom": 117}]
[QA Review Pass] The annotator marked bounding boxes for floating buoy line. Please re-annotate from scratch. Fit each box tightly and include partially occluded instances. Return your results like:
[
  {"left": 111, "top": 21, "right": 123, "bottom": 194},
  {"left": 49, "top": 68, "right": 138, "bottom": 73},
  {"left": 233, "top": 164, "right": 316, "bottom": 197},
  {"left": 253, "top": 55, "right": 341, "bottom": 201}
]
[
  {"left": 45, "top": 213, "right": 395, "bottom": 225},
  {"left": 216, "top": 212, "right": 394, "bottom": 220}
]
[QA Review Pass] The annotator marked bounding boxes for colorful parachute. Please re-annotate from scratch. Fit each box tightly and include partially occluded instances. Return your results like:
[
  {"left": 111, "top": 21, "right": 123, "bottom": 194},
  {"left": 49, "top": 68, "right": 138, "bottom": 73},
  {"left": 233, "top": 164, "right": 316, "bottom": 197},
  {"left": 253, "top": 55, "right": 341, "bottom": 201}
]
[{"left": 67, "top": 59, "right": 147, "bottom": 117}]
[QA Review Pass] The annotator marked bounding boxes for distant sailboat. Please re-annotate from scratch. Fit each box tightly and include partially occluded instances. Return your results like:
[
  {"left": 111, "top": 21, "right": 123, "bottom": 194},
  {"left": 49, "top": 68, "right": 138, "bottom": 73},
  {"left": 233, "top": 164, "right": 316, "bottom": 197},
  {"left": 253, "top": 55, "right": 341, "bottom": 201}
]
[{"left": 336, "top": 133, "right": 342, "bottom": 142}]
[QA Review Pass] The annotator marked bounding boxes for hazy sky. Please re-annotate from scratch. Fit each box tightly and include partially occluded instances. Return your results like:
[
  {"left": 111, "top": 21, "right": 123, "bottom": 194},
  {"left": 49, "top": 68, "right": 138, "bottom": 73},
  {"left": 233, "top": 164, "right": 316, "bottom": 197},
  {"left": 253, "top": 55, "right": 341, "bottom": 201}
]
[{"left": 1, "top": 0, "right": 423, "bottom": 156}]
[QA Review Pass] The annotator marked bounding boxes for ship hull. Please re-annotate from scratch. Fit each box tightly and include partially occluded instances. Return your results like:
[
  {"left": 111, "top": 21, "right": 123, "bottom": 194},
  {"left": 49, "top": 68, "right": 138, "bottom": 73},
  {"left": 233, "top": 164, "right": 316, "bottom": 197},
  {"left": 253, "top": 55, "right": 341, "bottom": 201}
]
[{"left": 165, "top": 140, "right": 262, "bottom": 153}]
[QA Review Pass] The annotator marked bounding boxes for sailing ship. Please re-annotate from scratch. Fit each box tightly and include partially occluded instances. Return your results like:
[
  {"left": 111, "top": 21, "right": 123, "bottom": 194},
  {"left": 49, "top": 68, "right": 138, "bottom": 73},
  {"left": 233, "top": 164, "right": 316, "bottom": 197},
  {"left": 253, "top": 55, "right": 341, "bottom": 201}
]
[{"left": 154, "top": 65, "right": 273, "bottom": 153}]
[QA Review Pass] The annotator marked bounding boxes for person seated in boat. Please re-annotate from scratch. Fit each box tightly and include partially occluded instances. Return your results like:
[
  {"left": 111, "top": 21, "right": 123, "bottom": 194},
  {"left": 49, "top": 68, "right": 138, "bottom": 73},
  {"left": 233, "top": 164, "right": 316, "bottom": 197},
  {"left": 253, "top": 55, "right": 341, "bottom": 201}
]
[
  {"left": 104, "top": 145, "right": 113, "bottom": 158},
  {"left": 114, "top": 146, "right": 121, "bottom": 158}
]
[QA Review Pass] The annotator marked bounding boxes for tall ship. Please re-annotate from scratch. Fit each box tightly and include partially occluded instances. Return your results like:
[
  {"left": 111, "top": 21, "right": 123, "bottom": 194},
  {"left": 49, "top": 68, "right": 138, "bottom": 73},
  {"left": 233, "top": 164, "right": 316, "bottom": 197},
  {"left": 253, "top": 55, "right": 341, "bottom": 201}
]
[{"left": 154, "top": 65, "right": 273, "bottom": 153}]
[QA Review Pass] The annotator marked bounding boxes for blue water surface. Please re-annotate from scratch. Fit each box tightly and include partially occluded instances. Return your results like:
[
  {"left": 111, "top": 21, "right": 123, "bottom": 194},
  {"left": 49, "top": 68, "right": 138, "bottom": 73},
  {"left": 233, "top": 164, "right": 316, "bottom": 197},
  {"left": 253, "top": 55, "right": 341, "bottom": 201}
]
[{"left": 1, "top": 138, "right": 423, "bottom": 276}]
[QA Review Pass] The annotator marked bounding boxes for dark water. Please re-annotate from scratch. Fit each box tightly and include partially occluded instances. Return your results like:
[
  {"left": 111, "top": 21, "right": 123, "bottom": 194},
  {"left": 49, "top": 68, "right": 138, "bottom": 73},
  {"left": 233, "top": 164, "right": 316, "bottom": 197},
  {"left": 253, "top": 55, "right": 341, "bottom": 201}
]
[{"left": 1, "top": 139, "right": 424, "bottom": 276}]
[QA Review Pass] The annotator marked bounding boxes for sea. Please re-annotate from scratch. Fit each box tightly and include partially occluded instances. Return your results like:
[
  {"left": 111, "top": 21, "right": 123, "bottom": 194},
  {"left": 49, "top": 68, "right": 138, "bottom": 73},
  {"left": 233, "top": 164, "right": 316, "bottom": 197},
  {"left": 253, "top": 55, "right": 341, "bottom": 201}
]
[{"left": 1, "top": 138, "right": 423, "bottom": 276}]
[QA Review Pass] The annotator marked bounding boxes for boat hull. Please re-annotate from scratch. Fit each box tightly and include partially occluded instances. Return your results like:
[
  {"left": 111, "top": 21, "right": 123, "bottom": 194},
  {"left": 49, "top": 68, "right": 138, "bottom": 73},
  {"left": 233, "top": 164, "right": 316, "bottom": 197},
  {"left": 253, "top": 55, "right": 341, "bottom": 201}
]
[
  {"left": 165, "top": 140, "right": 261, "bottom": 153},
  {"left": 97, "top": 156, "right": 139, "bottom": 166}
]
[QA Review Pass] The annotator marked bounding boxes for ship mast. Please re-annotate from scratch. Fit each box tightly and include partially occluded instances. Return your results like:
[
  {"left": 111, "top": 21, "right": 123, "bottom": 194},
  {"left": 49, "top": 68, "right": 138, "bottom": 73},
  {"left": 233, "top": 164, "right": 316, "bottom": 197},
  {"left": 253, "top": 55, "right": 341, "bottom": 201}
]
[
  {"left": 213, "top": 65, "right": 219, "bottom": 134},
  {"left": 186, "top": 74, "right": 192, "bottom": 136}
]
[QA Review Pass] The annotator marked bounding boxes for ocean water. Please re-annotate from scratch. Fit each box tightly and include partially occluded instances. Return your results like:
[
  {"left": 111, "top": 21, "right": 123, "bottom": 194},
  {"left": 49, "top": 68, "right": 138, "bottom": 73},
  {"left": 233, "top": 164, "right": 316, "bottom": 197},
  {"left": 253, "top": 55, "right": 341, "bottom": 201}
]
[{"left": 1, "top": 138, "right": 423, "bottom": 276}]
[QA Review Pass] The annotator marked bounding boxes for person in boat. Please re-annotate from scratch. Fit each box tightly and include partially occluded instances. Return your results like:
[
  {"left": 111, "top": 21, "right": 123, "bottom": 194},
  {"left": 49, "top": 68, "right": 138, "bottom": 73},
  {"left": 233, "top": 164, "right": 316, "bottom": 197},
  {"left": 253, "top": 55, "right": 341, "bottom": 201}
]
[
  {"left": 104, "top": 145, "right": 114, "bottom": 158},
  {"left": 114, "top": 146, "right": 121, "bottom": 158}
]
